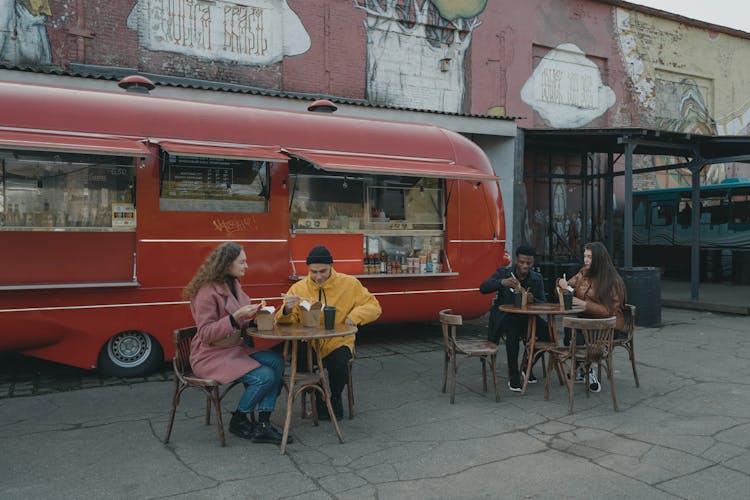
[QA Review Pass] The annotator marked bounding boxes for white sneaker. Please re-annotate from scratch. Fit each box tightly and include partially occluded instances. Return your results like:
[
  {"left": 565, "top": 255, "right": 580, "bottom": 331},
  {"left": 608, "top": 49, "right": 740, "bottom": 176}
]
[
  {"left": 520, "top": 371, "right": 538, "bottom": 384},
  {"left": 588, "top": 368, "right": 601, "bottom": 393},
  {"left": 574, "top": 367, "right": 585, "bottom": 384}
]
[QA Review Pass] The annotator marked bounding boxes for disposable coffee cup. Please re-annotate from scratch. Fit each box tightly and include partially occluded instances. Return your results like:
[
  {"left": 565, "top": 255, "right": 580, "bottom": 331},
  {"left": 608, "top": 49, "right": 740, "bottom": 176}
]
[
  {"left": 513, "top": 291, "right": 523, "bottom": 309},
  {"left": 563, "top": 291, "right": 573, "bottom": 310},
  {"left": 323, "top": 306, "right": 336, "bottom": 330}
]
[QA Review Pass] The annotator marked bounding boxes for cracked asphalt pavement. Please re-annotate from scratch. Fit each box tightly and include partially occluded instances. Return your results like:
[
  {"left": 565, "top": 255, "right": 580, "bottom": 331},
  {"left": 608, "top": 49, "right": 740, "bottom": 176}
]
[{"left": 1, "top": 309, "right": 750, "bottom": 499}]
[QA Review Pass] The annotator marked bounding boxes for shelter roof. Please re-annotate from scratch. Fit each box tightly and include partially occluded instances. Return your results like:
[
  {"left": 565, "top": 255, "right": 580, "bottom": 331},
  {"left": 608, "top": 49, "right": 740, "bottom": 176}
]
[{"left": 523, "top": 128, "right": 750, "bottom": 164}]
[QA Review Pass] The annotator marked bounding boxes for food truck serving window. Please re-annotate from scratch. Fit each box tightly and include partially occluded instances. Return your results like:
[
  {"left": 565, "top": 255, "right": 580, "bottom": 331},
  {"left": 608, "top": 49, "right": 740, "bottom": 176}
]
[
  {"left": 159, "top": 153, "right": 271, "bottom": 213},
  {"left": 289, "top": 159, "right": 444, "bottom": 232},
  {"left": 0, "top": 149, "right": 136, "bottom": 230}
]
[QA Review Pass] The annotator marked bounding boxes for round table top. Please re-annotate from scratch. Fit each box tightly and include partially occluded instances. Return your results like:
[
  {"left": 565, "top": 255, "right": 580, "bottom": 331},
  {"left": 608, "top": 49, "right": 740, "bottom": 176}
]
[
  {"left": 499, "top": 303, "right": 585, "bottom": 315},
  {"left": 249, "top": 322, "right": 358, "bottom": 340}
]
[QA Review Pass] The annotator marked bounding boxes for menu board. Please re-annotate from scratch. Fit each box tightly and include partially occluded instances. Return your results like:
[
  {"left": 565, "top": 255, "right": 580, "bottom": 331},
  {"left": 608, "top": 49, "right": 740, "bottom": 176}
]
[{"left": 166, "top": 165, "right": 234, "bottom": 199}]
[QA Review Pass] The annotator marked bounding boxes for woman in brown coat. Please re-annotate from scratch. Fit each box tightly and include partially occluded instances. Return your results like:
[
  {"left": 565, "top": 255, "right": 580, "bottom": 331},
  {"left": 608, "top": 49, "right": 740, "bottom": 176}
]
[{"left": 558, "top": 241, "right": 626, "bottom": 391}]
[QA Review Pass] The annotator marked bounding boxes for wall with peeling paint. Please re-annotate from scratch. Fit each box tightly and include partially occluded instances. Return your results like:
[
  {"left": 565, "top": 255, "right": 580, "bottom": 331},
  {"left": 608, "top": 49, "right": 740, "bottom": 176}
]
[{"left": 4, "top": 1, "right": 749, "bottom": 143}]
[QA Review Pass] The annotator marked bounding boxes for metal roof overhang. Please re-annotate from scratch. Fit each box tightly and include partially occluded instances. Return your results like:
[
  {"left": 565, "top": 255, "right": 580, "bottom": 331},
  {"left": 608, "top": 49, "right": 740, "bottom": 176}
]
[
  {"left": 283, "top": 148, "right": 498, "bottom": 181},
  {"left": 157, "top": 140, "right": 287, "bottom": 161},
  {"left": 0, "top": 129, "right": 149, "bottom": 156},
  {"left": 524, "top": 128, "right": 750, "bottom": 164}
]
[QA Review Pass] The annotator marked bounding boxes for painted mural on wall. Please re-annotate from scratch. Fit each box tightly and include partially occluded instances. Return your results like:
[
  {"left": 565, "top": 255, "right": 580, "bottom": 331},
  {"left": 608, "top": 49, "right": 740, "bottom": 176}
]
[
  {"left": 520, "top": 43, "right": 616, "bottom": 128},
  {"left": 0, "top": 0, "right": 53, "bottom": 65},
  {"left": 126, "top": 0, "right": 310, "bottom": 65},
  {"left": 615, "top": 7, "right": 750, "bottom": 187},
  {"left": 353, "top": 0, "right": 486, "bottom": 113}
]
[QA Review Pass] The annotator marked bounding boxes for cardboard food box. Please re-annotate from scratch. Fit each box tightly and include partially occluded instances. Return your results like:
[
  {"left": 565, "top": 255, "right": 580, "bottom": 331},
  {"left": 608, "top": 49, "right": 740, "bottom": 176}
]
[
  {"left": 299, "top": 300, "right": 323, "bottom": 327},
  {"left": 255, "top": 305, "right": 276, "bottom": 331}
]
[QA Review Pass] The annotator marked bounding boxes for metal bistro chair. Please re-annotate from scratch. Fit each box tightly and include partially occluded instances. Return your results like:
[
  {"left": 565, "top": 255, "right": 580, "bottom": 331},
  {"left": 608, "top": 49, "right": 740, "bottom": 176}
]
[
  {"left": 545, "top": 316, "right": 617, "bottom": 414},
  {"left": 439, "top": 309, "right": 500, "bottom": 403},
  {"left": 612, "top": 304, "right": 639, "bottom": 387},
  {"left": 164, "top": 327, "right": 242, "bottom": 446}
]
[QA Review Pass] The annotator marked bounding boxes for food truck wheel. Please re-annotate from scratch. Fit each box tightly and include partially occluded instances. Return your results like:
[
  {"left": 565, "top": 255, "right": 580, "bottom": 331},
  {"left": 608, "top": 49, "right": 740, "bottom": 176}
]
[{"left": 98, "top": 330, "right": 164, "bottom": 377}]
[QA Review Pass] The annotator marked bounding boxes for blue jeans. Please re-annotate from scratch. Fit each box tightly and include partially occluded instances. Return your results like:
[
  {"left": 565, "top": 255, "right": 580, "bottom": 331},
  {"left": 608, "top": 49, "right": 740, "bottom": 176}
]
[{"left": 236, "top": 350, "right": 283, "bottom": 414}]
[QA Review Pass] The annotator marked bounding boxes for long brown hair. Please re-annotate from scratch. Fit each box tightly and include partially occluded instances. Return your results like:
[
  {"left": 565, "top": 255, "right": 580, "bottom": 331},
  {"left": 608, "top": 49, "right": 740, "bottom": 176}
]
[
  {"left": 585, "top": 242, "right": 626, "bottom": 312},
  {"left": 182, "top": 242, "right": 243, "bottom": 300}
]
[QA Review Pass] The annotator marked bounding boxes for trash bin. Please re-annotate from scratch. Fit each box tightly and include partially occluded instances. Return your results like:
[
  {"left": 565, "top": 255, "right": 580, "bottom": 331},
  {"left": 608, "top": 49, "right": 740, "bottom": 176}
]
[
  {"left": 700, "top": 249, "right": 722, "bottom": 283},
  {"left": 620, "top": 267, "right": 661, "bottom": 327},
  {"left": 732, "top": 251, "right": 750, "bottom": 285}
]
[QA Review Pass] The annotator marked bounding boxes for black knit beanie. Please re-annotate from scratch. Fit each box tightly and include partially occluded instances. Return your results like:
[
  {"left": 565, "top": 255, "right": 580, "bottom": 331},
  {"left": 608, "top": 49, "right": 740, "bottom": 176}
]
[{"left": 306, "top": 245, "right": 334, "bottom": 265}]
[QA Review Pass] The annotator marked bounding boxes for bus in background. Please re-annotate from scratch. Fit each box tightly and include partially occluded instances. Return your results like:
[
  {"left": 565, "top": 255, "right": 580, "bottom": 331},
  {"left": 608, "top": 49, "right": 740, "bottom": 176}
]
[
  {"left": 633, "top": 178, "right": 750, "bottom": 283},
  {"left": 0, "top": 78, "right": 508, "bottom": 376}
]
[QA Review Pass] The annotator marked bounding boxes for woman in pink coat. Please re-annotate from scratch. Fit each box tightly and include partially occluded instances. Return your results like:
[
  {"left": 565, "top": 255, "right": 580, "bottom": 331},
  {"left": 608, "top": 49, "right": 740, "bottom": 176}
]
[{"left": 183, "top": 242, "right": 287, "bottom": 445}]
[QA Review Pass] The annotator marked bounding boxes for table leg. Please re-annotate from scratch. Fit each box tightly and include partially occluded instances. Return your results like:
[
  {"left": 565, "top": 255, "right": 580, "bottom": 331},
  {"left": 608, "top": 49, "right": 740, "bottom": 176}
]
[
  {"left": 280, "top": 340, "right": 297, "bottom": 455},
  {"left": 521, "top": 316, "right": 537, "bottom": 395},
  {"left": 313, "top": 340, "right": 344, "bottom": 443}
]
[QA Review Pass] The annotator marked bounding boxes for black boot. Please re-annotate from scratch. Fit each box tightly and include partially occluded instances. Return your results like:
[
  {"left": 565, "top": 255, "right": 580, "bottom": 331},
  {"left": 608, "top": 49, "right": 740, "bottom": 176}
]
[
  {"left": 229, "top": 411, "right": 255, "bottom": 440},
  {"left": 253, "top": 411, "right": 289, "bottom": 445},
  {"left": 316, "top": 394, "right": 344, "bottom": 420}
]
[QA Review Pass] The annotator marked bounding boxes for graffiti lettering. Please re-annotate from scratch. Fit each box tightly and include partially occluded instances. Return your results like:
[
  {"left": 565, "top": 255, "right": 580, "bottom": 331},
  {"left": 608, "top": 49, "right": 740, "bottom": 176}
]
[
  {"left": 154, "top": 0, "right": 212, "bottom": 50},
  {"left": 133, "top": 0, "right": 309, "bottom": 65},
  {"left": 541, "top": 68, "right": 562, "bottom": 103},
  {"left": 212, "top": 217, "right": 258, "bottom": 234},
  {"left": 223, "top": 6, "right": 268, "bottom": 56},
  {"left": 539, "top": 68, "right": 596, "bottom": 109}
]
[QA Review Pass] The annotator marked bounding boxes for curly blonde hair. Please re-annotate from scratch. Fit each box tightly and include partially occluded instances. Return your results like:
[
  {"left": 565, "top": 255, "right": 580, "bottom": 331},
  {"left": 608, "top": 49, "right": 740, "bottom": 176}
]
[{"left": 183, "top": 242, "right": 244, "bottom": 299}]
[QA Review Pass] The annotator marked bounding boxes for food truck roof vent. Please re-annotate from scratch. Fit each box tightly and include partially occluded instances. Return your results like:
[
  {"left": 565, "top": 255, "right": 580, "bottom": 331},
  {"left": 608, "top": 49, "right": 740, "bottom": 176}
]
[
  {"left": 307, "top": 99, "right": 337, "bottom": 113},
  {"left": 118, "top": 75, "right": 156, "bottom": 94}
]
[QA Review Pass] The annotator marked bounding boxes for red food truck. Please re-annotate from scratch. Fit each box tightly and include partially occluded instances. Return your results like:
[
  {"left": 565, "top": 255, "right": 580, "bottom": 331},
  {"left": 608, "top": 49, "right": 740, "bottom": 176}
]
[{"left": 0, "top": 79, "right": 507, "bottom": 376}]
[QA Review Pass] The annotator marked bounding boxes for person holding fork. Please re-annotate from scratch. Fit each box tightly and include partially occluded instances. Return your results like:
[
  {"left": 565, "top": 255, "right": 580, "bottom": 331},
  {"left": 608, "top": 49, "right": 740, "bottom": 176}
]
[{"left": 480, "top": 245, "right": 548, "bottom": 392}]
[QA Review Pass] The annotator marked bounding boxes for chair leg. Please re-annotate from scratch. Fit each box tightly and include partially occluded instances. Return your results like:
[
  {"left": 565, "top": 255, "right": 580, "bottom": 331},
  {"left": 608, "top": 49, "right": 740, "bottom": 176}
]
[
  {"left": 210, "top": 386, "right": 226, "bottom": 446},
  {"left": 606, "top": 357, "right": 619, "bottom": 412},
  {"left": 567, "top": 360, "right": 576, "bottom": 414},
  {"left": 205, "top": 393, "right": 212, "bottom": 425},
  {"left": 450, "top": 351, "right": 458, "bottom": 404},
  {"left": 164, "top": 378, "right": 181, "bottom": 444},
  {"left": 442, "top": 351, "right": 449, "bottom": 393},
  {"left": 544, "top": 354, "right": 553, "bottom": 401},
  {"left": 628, "top": 340, "right": 640, "bottom": 387},
  {"left": 583, "top": 363, "right": 591, "bottom": 398},
  {"left": 491, "top": 354, "right": 500, "bottom": 402},
  {"left": 481, "top": 357, "right": 488, "bottom": 393},
  {"left": 347, "top": 360, "right": 354, "bottom": 419}
]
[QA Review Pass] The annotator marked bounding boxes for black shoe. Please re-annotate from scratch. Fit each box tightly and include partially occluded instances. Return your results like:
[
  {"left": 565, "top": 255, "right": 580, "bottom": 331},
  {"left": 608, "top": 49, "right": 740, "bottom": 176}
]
[
  {"left": 228, "top": 412, "right": 256, "bottom": 440},
  {"left": 508, "top": 376, "right": 522, "bottom": 393},
  {"left": 315, "top": 396, "right": 344, "bottom": 420},
  {"left": 252, "top": 421, "right": 288, "bottom": 444}
]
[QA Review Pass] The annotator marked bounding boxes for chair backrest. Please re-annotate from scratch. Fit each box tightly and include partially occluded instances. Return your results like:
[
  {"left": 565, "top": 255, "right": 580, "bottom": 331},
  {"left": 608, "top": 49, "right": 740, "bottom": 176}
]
[
  {"left": 562, "top": 316, "right": 616, "bottom": 362},
  {"left": 622, "top": 304, "right": 636, "bottom": 341},
  {"left": 173, "top": 326, "right": 198, "bottom": 378},
  {"left": 438, "top": 308, "right": 462, "bottom": 350}
]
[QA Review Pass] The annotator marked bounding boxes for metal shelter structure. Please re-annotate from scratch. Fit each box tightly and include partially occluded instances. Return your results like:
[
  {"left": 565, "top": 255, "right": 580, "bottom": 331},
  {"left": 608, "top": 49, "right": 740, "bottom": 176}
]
[{"left": 522, "top": 128, "right": 750, "bottom": 301}]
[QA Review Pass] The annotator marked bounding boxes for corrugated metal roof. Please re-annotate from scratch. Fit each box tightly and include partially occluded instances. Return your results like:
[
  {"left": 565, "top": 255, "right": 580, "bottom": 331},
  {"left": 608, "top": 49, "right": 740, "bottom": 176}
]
[{"left": 0, "top": 63, "right": 517, "bottom": 121}]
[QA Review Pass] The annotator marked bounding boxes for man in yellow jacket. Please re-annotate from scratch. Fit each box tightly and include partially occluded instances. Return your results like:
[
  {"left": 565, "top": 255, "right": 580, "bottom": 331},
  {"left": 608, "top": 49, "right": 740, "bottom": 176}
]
[{"left": 276, "top": 245, "right": 381, "bottom": 419}]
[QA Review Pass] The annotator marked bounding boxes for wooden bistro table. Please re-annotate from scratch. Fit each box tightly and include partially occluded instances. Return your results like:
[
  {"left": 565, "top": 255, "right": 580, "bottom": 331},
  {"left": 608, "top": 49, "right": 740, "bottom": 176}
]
[
  {"left": 499, "top": 303, "right": 585, "bottom": 395},
  {"left": 249, "top": 322, "right": 357, "bottom": 454}
]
